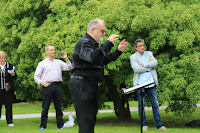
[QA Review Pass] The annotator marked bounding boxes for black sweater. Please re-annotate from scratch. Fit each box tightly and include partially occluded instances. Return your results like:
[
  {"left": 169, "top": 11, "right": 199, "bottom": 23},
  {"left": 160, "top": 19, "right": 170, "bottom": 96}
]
[{"left": 70, "top": 33, "right": 122, "bottom": 82}]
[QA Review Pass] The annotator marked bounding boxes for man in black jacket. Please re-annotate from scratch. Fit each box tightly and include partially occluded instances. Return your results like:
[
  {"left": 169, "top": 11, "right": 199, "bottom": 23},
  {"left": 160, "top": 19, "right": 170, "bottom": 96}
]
[{"left": 69, "top": 18, "right": 128, "bottom": 133}]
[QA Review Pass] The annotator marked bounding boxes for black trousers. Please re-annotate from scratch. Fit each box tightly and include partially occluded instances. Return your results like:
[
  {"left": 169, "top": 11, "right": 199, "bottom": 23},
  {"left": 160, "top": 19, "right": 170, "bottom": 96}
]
[
  {"left": 69, "top": 76, "right": 98, "bottom": 133},
  {"left": 40, "top": 83, "right": 64, "bottom": 128},
  {"left": 0, "top": 89, "right": 14, "bottom": 124}
]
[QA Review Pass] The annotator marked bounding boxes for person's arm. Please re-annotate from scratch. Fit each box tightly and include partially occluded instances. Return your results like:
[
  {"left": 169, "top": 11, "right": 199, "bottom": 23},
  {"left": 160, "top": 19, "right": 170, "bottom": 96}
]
[
  {"left": 104, "top": 39, "right": 128, "bottom": 65},
  {"left": 144, "top": 52, "right": 157, "bottom": 68},
  {"left": 79, "top": 39, "right": 114, "bottom": 63},
  {"left": 79, "top": 34, "right": 120, "bottom": 63},
  {"left": 34, "top": 62, "right": 43, "bottom": 86},
  {"left": 103, "top": 49, "right": 122, "bottom": 65},
  {"left": 60, "top": 60, "right": 72, "bottom": 71},
  {"left": 60, "top": 52, "right": 72, "bottom": 70},
  {"left": 34, "top": 63, "right": 51, "bottom": 87},
  {"left": 9, "top": 64, "right": 17, "bottom": 79},
  {"left": 130, "top": 54, "right": 151, "bottom": 73},
  {"left": 10, "top": 72, "right": 17, "bottom": 79}
]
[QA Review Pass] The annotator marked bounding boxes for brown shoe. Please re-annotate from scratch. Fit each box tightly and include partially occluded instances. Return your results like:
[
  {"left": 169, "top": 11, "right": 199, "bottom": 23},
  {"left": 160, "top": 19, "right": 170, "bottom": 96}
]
[
  {"left": 142, "top": 126, "right": 148, "bottom": 131},
  {"left": 158, "top": 126, "right": 170, "bottom": 131}
]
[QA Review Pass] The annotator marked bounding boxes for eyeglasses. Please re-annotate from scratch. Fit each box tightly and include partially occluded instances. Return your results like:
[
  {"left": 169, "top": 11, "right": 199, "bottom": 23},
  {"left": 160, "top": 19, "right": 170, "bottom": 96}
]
[
  {"left": 136, "top": 44, "right": 147, "bottom": 49},
  {"left": 137, "top": 45, "right": 147, "bottom": 49},
  {"left": 94, "top": 28, "right": 106, "bottom": 34}
]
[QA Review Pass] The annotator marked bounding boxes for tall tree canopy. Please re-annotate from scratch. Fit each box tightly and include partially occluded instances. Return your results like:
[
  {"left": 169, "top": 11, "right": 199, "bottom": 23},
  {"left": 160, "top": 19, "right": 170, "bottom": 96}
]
[{"left": 0, "top": 0, "right": 199, "bottom": 118}]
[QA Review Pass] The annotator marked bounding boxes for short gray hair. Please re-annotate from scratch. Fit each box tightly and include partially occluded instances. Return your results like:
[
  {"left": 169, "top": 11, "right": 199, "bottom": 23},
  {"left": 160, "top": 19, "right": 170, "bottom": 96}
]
[
  {"left": 87, "top": 18, "right": 104, "bottom": 32},
  {"left": 134, "top": 39, "right": 144, "bottom": 47},
  {"left": 45, "top": 44, "right": 54, "bottom": 51}
]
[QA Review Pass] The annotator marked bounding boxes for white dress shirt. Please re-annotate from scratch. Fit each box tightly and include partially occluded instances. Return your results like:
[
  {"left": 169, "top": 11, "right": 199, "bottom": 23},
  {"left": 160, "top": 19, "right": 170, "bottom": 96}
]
[
  {"left": 34, "top": 58, "right": 72, "bottom": 85},
  {"left": 0, "top": 63, "right": 6, "bottom": 70}
]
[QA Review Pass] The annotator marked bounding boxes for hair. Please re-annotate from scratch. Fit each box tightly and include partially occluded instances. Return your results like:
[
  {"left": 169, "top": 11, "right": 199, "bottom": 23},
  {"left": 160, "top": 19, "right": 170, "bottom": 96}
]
[
  {"left": 87, "top": 18, "right": 104, "bottom": 32},
  {"left": 45, "top": 44, "right": 54, "bottom": 51},
  {"left": 0, "top": 51, "right": 8, "bottom": 58},
  {"left": 134, "top": 39, "right": 144, "bottom": 47}
]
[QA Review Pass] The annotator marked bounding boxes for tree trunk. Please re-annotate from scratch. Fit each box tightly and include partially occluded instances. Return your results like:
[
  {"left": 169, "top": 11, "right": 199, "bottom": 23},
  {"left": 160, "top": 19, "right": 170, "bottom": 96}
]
[{"left": 104, "top": 76, "right": 131, "bottom": 121}]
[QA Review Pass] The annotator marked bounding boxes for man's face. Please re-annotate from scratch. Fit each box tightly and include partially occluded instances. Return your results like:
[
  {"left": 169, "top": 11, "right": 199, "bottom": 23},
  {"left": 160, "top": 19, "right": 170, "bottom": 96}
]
[
  {"left": 135, "top": 42, "right": 145, "bottom": 54},
  {"left": 93, "top": 21, "right": 106, "bottom": 43},
  {"left": 46, "top": 46, "right": 55, "bottom": 57},
  {"left": 0, "top": 56, "right": 6, "bottom": 65}
]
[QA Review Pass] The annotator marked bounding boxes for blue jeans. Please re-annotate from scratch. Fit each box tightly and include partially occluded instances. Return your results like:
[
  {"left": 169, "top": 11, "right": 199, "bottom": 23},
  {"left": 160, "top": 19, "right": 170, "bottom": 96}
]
[{"left": 136, "top": 86, "right": 163, "bottom": 129}]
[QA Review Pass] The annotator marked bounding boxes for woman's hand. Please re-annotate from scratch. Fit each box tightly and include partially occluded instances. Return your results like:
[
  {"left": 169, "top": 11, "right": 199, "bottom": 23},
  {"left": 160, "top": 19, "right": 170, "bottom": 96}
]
[{"left": 10, "top": 72, "right": 15, "bottom": 76}]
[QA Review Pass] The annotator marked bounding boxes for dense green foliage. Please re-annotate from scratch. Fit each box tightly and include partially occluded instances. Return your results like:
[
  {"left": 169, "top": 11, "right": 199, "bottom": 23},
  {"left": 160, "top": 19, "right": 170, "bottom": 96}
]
[{"left": 0, "top": 0, "right": 199, "bottom": 116}]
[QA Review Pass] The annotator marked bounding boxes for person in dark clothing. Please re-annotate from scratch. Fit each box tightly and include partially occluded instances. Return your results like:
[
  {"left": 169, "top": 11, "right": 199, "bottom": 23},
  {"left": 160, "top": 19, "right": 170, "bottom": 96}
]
[
  {"left": 0, "top": 51, "right": 17, "bottom": 127},
  {"left": 69, "top": 18, "right": 128, "bottom": 133}
]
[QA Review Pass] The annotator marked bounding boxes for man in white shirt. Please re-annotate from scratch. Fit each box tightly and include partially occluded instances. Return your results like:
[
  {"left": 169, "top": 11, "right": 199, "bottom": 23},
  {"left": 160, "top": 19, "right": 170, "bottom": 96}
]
[{"left": 34, "top": 44, "right": 72, "bottom": 130}]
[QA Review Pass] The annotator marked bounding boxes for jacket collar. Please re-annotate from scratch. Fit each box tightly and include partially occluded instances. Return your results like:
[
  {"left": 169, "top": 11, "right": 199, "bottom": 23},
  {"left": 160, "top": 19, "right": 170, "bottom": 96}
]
[{"left": 85, "top": 33, "right": 99, "bottom": 47}]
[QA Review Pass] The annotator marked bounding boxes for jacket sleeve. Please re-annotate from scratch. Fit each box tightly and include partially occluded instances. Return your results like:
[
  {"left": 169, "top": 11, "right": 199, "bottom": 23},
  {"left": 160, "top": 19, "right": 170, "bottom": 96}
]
[
  {"left": 130, "top": 54, "right": 151, "bottom": 73},
  {"left": 79, "top": 39, "right": 114, "bottom": 63},
  {"left": 8, "top": 63, "right": 17, "bottom": 79},
  {"left": 103, "top": 48, "right": 122, "bottom": 65},
  {"left": 144, "top": 52, "right": 158, "bottom": 68}
]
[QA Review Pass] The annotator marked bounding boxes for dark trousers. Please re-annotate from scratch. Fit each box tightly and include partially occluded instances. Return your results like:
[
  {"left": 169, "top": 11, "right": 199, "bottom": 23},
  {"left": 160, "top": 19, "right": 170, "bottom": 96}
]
[
  {"left": 40, "top": 83, "right": 64, "bottom": 128},
  {"left": 69, "top": 76, "right": 98, "bottom": 133},
  {"left": 0, "top": 89, "right": 14, "bottom": 124}
]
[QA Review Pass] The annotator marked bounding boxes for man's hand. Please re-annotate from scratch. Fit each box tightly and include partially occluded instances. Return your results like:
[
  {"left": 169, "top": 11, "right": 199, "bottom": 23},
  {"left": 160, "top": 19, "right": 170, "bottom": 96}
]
[
  {"left": 61, "top": 52, "right": 68, "bottom": 60},
  {"left": 118, "top": 39, "right": 129, "bottom": 52},
  {"left": 41, "top": 82, "right": 51, "bottom": 87},
  {"left": 61, "top": 51, "right": 71, "bottom": 65},
  {"left": 150, "top": 58, "right": 153, "bottom": 62},
  {"left": 108, "top": 34, "right": 119, "bottom": 43}
]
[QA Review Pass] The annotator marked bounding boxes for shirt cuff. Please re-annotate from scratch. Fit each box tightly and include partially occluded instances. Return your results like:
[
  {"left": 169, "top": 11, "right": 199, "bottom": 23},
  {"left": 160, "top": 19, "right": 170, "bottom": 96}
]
[{"left": 36, "top": 80, "right": 43, "bottom": 86}]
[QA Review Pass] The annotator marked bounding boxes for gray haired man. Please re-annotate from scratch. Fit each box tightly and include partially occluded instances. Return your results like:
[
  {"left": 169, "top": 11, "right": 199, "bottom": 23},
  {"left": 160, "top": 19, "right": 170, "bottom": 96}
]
[
  {"left": 69, "top": 18, "right": 128, "bottom": 133},
  {"left": 130, "top": 39, "right": 169, "bottom": 131}
]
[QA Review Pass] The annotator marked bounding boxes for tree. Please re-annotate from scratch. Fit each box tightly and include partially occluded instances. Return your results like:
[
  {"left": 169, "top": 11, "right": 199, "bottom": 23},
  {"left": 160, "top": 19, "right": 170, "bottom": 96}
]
[
  {"left": 124, "top": 0, "right": 200, "bottom": 117},
  {"left": 0, "top": 0, "right": 199, "bottom": 119}
]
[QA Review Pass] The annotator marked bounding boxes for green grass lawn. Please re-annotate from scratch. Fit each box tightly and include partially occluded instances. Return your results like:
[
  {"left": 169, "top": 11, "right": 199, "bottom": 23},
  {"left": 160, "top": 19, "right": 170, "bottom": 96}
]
[
  {"left": 0, "top": 100, "right": 168, "bottom": 115},
  {"left": 1, "top": 100, "right": 199, "bottom": 114},
  {"left": 0, "top": 101, "right": 200, "bottom": 133},
  {"left": 1, "top": 101, "right": 138, "bottom": 115},
  {"left": 1, "top": 101, "right": 75, "bottom": 115},
  {"left": 0, "top": 109, "right": 200, "bottom": 133}
]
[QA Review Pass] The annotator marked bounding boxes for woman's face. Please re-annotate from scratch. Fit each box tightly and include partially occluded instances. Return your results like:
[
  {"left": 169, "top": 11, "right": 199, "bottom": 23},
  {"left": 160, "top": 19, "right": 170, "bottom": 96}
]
[{"left": 0, "top": 56, "right": 6, "bottom": 65}]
